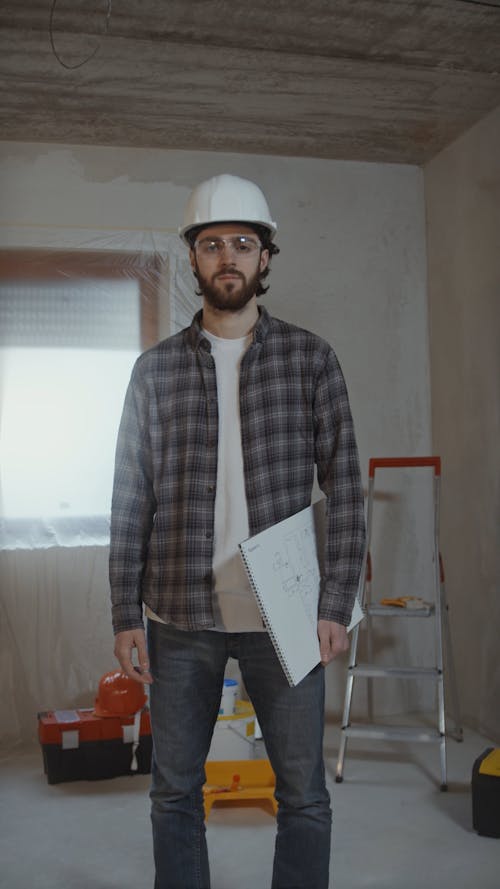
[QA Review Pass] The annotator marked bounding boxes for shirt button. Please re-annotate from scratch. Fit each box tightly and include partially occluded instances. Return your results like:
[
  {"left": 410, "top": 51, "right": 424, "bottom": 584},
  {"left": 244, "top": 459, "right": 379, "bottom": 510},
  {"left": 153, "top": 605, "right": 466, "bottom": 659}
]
[
  {"left": 207, "top": 485, "right": 215, "bottom": 493},
  {"left": 205, "top": 530, "right": 213, "bottom": 539}
]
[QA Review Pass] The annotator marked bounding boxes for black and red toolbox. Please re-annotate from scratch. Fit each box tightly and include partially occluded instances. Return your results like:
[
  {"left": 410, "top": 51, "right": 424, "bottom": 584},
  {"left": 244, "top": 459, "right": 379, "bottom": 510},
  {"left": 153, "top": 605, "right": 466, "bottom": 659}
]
[{"left": 38, "top": 708, "right": 153, "bottom": 784}]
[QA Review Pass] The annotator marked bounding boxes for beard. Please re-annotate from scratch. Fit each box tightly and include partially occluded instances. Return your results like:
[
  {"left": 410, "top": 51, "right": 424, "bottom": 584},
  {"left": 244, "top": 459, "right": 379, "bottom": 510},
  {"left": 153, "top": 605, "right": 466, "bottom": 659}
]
[{"left": 194, "top": 261, "right": 261, "bottom": 313}]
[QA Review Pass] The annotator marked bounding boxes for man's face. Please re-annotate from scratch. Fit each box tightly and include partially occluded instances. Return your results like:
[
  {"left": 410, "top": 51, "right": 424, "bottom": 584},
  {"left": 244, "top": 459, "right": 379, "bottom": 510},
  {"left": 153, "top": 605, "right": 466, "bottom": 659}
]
[{"left": 190, "top": 223, "right": 269, "bottom": 313}]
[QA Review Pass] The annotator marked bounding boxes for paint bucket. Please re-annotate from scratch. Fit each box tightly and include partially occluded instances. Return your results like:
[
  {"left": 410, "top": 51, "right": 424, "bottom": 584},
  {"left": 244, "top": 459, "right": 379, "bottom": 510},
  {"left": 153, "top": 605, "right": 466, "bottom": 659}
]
[
  {"left": 219, "top": 678, "right": 239, "bottom": 716},
  {"left": 208, "top": 700, "right": 256, "bottom": 761}
]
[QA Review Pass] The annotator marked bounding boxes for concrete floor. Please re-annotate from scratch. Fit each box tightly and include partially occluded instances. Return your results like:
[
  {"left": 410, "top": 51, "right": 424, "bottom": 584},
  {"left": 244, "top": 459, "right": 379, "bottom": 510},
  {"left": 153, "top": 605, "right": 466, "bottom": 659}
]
[{"left": 0, "top": 720, "right": 498, "bottom": 889}]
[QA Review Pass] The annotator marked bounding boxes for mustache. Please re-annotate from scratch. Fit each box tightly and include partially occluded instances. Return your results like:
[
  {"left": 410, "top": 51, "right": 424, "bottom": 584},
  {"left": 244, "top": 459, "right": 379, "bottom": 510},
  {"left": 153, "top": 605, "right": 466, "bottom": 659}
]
[{"left": 214, "top": 266, "right": 244, "bottom": 278}]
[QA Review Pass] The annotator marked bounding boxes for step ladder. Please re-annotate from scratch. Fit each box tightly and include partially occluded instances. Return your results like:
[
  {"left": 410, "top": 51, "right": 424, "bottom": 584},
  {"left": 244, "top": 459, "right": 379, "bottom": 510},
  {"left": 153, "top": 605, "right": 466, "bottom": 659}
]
[{"left": 335, "top": 457, "right": 463, "bottom": 790}]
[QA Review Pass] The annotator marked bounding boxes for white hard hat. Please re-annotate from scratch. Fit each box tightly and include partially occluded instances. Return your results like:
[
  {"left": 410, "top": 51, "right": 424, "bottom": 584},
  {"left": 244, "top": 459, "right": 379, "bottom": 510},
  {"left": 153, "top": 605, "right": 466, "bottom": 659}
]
[{"left": 179, "top": 174, "right": 277, "bottom": 244}]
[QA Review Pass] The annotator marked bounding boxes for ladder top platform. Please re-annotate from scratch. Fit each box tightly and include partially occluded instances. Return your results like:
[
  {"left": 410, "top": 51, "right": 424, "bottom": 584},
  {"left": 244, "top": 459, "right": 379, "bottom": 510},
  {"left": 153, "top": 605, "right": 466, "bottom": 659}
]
[{"left": 368, "top": 456, "right": 441, "bottom": 477}]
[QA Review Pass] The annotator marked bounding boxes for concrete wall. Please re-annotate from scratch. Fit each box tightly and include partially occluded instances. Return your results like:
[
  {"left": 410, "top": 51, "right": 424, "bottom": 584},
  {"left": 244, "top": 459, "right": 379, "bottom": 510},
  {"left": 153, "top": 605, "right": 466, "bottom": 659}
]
[
  {"left": 424, "top": 106, "right": 500, "bottom": 741},
  {"left": 0, "top": 142, "right": 433, "bottom": 742}
]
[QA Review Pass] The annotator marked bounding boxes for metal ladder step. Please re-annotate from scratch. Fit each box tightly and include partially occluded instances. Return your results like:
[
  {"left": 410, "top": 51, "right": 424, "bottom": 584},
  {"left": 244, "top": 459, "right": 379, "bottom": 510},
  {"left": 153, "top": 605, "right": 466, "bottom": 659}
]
[
  {"left": 350, "top": 664, "right": 441, "bottom": 680},
  {"left": 366, "top": 605, "right": 434, "bottom": 618},
  {"left": 341, "top": 724, "right": 443, "bottom": 743}
]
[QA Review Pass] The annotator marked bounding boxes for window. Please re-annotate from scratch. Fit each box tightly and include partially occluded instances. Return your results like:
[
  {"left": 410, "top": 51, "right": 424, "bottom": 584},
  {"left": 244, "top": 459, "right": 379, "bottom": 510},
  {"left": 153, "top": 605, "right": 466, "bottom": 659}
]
[{"left": 0, "top": 250, "right": 159, "bottom": 548}]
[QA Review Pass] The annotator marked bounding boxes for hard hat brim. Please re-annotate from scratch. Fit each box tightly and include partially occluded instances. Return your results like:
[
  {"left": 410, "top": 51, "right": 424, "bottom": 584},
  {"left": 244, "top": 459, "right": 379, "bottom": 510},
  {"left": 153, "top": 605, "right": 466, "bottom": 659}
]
[
  {"left": 93, "top": 703, "right": 144, "bottom": 718},
  {"left": 179, "top": 217, "right": 277, "bottom": 245}
]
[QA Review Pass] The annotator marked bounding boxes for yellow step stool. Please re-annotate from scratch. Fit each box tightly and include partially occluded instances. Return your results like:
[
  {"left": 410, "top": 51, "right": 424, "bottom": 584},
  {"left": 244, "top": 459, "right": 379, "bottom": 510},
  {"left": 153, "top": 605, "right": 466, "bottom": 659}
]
[{"left": 203, "top": 758, "right": 277, "bottom": 819}]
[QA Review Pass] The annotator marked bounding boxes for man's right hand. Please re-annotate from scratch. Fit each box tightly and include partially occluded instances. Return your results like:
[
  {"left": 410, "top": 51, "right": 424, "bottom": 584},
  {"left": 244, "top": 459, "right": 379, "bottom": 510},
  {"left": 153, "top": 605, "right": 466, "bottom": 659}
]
[{"left": 114, "top": 629, "right": 153, "bottom": 685}]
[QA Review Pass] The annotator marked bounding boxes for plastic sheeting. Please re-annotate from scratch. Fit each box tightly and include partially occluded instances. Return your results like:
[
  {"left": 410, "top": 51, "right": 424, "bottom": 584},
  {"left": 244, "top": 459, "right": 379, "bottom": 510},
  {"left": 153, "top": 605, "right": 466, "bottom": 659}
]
[
  {"left": 0, "top": 545, "right": 114, "bottom": 747},
  {"left": 0, "top": 226, "right": 198, "bottom": 745},
  {"left": 0, "top": 227, "right": 199, "bottom": 550}
]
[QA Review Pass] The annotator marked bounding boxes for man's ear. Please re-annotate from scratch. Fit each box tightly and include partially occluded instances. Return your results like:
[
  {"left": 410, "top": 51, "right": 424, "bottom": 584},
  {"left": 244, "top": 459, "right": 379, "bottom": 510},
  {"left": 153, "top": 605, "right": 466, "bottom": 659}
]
[
  {"left": 260, "top": 249, "right": 270, "bottom": 273},
  {"left": 189, "top": 249, "right": 196, "bottom": 272}
]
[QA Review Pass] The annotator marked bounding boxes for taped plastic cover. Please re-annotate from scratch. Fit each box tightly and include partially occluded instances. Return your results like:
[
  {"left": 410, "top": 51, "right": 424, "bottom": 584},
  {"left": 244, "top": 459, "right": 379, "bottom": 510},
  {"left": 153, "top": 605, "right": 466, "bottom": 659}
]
[
  {"left": 0, "top": 224, "right": 198, "bottom": 746},
  {"left": 0, "top": 226, "right": 198, "bottom": 551}
]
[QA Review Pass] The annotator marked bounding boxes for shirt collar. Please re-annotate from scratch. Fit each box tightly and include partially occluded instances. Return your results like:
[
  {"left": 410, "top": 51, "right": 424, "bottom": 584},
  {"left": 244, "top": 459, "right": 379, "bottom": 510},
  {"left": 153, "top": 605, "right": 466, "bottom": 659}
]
[{"left": 188, "top": 305, "right": 271, "bottom": 352}]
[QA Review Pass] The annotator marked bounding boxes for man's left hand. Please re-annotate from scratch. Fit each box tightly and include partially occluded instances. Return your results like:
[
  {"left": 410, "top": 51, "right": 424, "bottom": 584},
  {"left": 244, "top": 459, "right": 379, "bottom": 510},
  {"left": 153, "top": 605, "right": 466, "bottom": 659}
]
[{"left": 317, "top": 620, "right": 349, "bottom": 665}]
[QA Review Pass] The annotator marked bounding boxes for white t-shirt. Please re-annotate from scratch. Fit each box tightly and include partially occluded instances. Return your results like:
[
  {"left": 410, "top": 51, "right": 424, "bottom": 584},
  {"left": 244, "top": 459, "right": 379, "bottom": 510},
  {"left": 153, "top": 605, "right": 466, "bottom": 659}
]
[
  {"left": 146, "top": 327, "right": 265, "bottom": 632},
  {"left": 204, "top": 328, "right": 265, "bottom": 631}
]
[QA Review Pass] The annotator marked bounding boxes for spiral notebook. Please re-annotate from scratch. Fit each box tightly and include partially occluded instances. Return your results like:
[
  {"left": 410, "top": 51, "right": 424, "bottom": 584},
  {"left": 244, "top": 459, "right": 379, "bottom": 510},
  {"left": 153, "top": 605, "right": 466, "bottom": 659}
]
[{"left": 239, "top": 500, "right": 364, "bottom": 687}]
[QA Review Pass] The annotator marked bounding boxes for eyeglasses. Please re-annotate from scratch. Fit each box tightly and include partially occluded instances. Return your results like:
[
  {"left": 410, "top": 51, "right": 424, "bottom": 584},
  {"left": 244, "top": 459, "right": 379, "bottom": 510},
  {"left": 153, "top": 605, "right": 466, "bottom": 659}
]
[{"left": 194, "top": 235, "right": 262, "bottom": 258}]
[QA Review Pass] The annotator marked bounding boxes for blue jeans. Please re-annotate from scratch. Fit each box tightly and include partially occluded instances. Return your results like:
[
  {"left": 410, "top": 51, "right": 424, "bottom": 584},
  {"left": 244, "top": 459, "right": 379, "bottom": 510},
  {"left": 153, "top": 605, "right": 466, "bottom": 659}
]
[{"left": 148, "top": 621, "right": 332, "bottom": 889}]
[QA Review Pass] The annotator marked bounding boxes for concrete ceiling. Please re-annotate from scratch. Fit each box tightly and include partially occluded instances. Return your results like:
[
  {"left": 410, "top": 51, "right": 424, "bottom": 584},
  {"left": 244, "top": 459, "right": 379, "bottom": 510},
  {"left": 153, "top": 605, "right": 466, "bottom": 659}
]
[{"left": 1, "top": 0, "right": 500, "bottom": 165}]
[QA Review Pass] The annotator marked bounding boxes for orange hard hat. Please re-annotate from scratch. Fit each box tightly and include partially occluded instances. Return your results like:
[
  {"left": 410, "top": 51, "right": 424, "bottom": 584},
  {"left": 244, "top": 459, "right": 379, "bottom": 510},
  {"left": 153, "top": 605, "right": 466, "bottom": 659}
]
[{"left": 94, "top": 670, "right": 147, "bottom": 718}]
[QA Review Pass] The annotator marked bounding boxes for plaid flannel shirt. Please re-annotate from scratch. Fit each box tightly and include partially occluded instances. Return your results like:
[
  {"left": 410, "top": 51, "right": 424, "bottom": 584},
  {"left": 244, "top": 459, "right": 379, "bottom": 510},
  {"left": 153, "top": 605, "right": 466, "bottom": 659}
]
[{"left": 109, "top": 306, "right": 365, "bottom": 634}]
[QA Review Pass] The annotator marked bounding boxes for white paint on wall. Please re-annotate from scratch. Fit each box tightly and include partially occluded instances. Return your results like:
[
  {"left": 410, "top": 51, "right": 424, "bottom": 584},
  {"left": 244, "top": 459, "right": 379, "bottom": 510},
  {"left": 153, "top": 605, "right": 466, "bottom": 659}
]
[
  {"left": 0, "top": 141, "right": 431, "bottom": 463},
  {"left": 425, "top": 104, "right": 500, "bottom": 742}
]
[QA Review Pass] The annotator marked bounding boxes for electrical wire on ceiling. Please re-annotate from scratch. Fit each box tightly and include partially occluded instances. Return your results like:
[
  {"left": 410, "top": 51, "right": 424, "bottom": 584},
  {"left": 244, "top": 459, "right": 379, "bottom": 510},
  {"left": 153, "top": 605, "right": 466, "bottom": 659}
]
[
  {"left": 456, "top": 0, "right": 500, "bottom": 9},
  {"left": 49, "top": 0, "right": 112, "bottom": 70}
]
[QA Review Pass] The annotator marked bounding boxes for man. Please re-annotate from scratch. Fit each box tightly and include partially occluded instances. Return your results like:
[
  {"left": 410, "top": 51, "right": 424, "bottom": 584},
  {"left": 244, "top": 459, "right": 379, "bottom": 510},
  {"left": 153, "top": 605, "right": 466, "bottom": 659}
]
[{"left": 110, "top": 174, "right": 365, "bottom": 889}]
